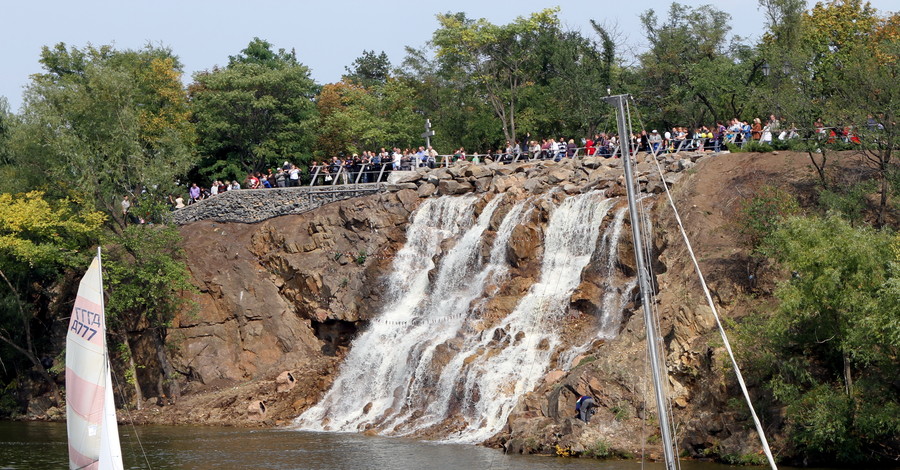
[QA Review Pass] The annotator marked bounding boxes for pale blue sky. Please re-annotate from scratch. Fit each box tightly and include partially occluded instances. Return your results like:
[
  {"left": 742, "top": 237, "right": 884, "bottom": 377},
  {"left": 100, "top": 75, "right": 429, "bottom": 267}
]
[{"left": 1, "top": 0, "right": 896, "bottom": 111}]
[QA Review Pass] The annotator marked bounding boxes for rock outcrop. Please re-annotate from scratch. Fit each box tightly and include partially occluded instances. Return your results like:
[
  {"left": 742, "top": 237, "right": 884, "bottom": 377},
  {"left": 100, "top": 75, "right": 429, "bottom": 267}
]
[{"left": 132, "top": 150, "right": 799, "bottom": 461}]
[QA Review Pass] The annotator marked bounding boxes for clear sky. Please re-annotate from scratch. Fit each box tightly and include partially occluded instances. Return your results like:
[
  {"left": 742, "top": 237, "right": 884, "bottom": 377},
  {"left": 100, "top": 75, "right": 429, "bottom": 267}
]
[{"left": 1, "top": 0, "right": 896, "bottom": 111}]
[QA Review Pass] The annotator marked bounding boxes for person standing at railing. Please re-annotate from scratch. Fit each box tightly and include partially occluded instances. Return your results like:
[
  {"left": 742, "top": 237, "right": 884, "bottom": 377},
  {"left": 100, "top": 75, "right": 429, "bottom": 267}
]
[
  {"left": 566, "top": 139, "right": 577, "bottom": 158},
  {"left": 539, "top": 139, "right": 550, "bottom": 159},
  {"left": 427, "top": 146, "right": 438, "bottom": 168},
  {"left": 713, "top": 121, "right": 726, "bottom": 153},
  {"left": 529, "top": 140, "right": 540, "bottom": 160},
  {"left": 648, "top": 130, "right": 662, "bottom": 154},
  {"left": 760, "top": 120, "right": 773, "bottom": 144},
  {"left": 751, "top": 118, "right": 763, "bottom": 141},
  {"left": 392, "top": 148, "right": 402, "bottom": 170},
  {"left": 548, "top": 138, "right": 559, "bottom": 160},
  {"left": 288, "top": 164, "right": 300, "bottom": 187}
]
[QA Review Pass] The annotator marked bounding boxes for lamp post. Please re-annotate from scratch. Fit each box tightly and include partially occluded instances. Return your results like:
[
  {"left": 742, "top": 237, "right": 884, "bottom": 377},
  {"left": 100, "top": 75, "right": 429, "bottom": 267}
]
[{"left": 761, "top": 62, "right": 770, "bottom": 77}]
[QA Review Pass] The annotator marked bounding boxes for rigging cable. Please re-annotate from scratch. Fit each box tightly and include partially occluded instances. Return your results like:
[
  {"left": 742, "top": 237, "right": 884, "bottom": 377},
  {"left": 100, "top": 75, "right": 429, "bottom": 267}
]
[
  {"left": 640, "top": 122, "right": 779, "bottom": 469},
  {"left": 626, "top": 97, "right": 683, "bottom": 469},
  {"left": 100, "top": 255, "right": 154, "bottom": 470}
]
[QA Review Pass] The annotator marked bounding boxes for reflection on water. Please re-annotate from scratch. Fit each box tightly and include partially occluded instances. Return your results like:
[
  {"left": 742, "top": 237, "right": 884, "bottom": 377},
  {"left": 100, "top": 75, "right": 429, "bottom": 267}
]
[{"left": 0, "top": 421, "right": 838, "bottom": 470}]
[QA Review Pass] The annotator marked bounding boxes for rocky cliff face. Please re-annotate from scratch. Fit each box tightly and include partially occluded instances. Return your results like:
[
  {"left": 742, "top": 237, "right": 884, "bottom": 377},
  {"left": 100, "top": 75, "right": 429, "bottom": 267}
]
[{"left": 140, "top": 152, "right": 810, "bottom": 460}]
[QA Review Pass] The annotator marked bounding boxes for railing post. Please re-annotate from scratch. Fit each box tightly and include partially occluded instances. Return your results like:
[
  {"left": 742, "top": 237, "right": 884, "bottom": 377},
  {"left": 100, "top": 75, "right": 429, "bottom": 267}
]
[
  {"left": 376, "top": 163, "right": 387, "bottom": 185},
  {"left": 309, "top": 166, "right": 321, "bottom": 187}
]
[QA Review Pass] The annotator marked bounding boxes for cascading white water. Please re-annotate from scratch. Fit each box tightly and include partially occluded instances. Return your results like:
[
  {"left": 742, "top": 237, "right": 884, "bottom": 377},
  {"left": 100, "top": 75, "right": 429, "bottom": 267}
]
[
  {"left": 557, "top": 205, "right": 630, "bottom": 369},
  {"left": 439, "top": 192, "right": 614, "bottom": 443},
  {"left": 597, "top": 207, "right": 632, "bottom": 337},
  {"left": 295, "top": 191, "right": 628, "bottom": 443},
  {"left": 295, "top": 196, "right": 478, "bottom": 432}
]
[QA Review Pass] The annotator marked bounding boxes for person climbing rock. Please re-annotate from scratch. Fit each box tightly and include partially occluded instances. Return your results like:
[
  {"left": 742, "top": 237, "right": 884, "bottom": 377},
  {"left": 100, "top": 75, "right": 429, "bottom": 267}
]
[{"left": 575, "top": 395, "right": 597, "bottom": 423}]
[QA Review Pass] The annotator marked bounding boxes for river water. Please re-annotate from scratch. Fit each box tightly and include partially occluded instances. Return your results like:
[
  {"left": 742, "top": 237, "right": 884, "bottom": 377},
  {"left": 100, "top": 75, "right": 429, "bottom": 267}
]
[{"left": 0, "top": 421, "right": 846, "bottom": 470}]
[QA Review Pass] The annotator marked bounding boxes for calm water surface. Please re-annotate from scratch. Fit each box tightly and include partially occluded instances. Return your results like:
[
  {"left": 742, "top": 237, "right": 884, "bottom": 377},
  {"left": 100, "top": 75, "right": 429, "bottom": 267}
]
[{"left": 0, "top": 421, "right": 845, "bottom": 470}]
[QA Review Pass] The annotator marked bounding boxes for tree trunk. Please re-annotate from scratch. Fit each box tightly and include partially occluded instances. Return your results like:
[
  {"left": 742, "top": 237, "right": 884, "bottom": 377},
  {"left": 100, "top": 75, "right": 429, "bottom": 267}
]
[
  {"left": 806, "top": 147, "right": 828, "bottom": 189},
  {"left": 876, "top": 148, "right": 891, "bottom": 228},
  {"left": 154, "top": 328, "right": 181, "bottom": 401},
  {"left": 843, "top": 350, "right": 853, "bottom": 396},
  {"left": 0, "top": 269, "right": 62, "bottom": 406},
  {"left": 123, "top": 338, "right": 143, "bottom": 411}
]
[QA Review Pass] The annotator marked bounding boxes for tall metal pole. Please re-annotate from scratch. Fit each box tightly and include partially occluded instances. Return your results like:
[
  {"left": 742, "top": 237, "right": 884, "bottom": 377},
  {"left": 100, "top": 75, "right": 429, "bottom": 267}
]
[{"left": 603, "top": 94, "right": 677, "bottom": 470}]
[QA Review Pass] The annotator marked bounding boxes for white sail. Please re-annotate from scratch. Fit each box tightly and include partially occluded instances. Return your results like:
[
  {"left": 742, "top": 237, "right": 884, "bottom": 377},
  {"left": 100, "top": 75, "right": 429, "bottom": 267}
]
[{"left": 65, "top": 251, "right": 124, "bottom": 470}]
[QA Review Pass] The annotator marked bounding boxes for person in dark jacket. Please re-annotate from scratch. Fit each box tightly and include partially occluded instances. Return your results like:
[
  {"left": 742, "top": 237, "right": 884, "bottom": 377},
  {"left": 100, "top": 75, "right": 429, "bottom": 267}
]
[{"left": 575, "top": 395, "right": 597, "bottom": 423}]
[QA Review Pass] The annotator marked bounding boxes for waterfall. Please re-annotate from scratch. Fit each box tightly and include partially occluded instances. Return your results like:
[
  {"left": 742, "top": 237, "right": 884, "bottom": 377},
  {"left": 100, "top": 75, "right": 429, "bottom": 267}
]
[
  {"left": 295, "top": 195, "right": 496, "bottom": 432},
  {"left": 438, "top": 192, "right": 614, "bottom": 443},
  {"left": 295, "top": 191, "right": 626, "bottom": 443}
]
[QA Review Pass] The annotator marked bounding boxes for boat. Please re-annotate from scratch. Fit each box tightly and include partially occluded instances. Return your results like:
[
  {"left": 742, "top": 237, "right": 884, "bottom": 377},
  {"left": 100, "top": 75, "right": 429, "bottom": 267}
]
[{"left": 65, "top": 248, "right": 125, "bottom": 470}]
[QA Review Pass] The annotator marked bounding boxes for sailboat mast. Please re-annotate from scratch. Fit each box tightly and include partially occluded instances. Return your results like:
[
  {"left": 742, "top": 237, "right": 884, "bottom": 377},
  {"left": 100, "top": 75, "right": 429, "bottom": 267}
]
[{"left": 603, "top": 93, "right": 678, "bottom": 470}]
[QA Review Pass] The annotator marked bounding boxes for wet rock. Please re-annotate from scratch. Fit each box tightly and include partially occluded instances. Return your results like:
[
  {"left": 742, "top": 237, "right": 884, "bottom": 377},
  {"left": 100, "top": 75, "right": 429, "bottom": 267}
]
[{"left": 507, "top": 223, "right": 541, "bottom": 267}]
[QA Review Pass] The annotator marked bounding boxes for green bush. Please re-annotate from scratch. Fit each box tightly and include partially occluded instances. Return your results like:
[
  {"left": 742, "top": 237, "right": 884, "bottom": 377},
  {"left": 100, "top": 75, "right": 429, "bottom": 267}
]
[
  {"left": 736, "top": 185, "right": 800, "bottom": 252},
  {"left": 584, "top": 439, "right": 612, "bottom": 458},
  {"left": 737, "top": 215, "right": 900, "bottom": 464}
]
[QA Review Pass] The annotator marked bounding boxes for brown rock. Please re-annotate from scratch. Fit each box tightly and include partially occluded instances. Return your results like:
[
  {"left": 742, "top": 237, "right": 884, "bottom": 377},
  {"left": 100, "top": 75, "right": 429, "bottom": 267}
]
[
  {"left": 395, "top": 189, "right": 419, "bottom": 211},
  {"left": 547, "top": 168, "right": 573, "bottom": 185},
  {"left": 465, "top": 165, "right": 493, "bottom": 179},
  {"left": 508, "top": 223, "right": 541, "bottom": 267},
  {"left": 544, "top": 370, "right": 566, "bottom": 385},
  {"left": 437, "top": 179, "right": 461, "bottom": 195},
  {"left": 474, "top": 176, "right": 493, "bottom": 193},
  {"left": 417, "top": 182, "right": 437, "bottom": 198},
  {"left": 276, "top": 371, "right": 296, "bottom": 393},
  {"left": 571, "top": 280, "right": 602, "bottom": 312}
]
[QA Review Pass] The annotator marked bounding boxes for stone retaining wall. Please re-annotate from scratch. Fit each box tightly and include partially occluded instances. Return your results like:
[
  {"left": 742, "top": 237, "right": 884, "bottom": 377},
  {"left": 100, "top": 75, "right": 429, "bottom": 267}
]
[{"left": 171, "top": 184, "right": 382, "bottom": 225}]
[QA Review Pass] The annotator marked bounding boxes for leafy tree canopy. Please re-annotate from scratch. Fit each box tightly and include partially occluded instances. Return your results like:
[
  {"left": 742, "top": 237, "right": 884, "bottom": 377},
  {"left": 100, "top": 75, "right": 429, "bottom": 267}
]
[
  {"left": 739, "top": 215, "right": 899, "bottom": 463},
  {"left": 191, "top": 38, "right": 319, "bottom": 179},
  {"left": 344, "top": 50, "right": 392, "bottom": 88},
  {"left": 7, "top": 43, "right": 195, "bottom": 227}
]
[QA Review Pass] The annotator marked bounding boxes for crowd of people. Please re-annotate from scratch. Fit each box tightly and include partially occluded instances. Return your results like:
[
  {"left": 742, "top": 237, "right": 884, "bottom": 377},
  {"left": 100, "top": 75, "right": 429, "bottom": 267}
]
[{"left": 176, "top": 113, "right": 875, "bottom": 207}]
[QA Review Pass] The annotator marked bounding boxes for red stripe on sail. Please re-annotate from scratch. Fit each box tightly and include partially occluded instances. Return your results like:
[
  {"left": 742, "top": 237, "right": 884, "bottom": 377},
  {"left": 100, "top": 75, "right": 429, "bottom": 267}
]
[
  {"left": 67, "top": 296, "right": 104, "bottom": 348},
  {"left": 68, "top": 442, "right": 99, "bottom": 470},
  {"left": 65, "top": 368, "right": 105, "bottom": 423}
]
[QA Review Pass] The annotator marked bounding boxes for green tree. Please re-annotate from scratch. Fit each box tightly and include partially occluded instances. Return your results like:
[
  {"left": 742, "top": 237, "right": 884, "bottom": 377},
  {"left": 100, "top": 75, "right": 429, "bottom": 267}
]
[
  {"left": 529, "top": 26, "right": 616, "bottom": 139},
  {"left": 103, "top": 224, "right": 195, "bottom": 403},
  {"left": 0, "top": 191, "right": 105, "bottom": 406},
  {"left": 740, "top": 215, "right": 899, "bottom": 463},
  {"left": 344, "top": 50, "right": 392, "bottom": 88},
  {"left": 190, "top": 38, "right": 319, "bottom": 180},
  {"left": 3, "top": 43, "right": 199, "bottom": 409},
  {"left": 636, "top": 3, "right": 757, "bottom": 129},
  {"left": 758, "top": 0, "right": 899, "bottom": 200},
  {"left": 8, "top": 43, "right": 196, "bottom": 230},
  {"left": 314, "top": 78, "right": 422, "bottom": 158},
  {"left": 399, "top": 46, "right": 501, "bottom": 153},
  {"left": 431, "top": 9, "right": 560, "bottom": 145}
]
